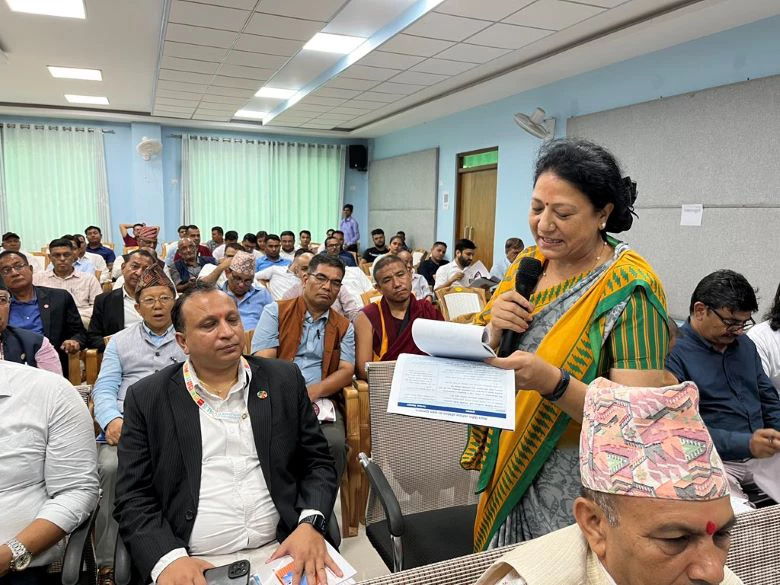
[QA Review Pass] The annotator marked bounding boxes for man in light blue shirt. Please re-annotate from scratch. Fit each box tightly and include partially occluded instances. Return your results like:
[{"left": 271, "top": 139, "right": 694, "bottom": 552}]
[
  {"left": 255, "top": 233, "right": 291, "bottom": 272},
  {"left": 221, "top": 251, "right": 273, "bottom": 331},
  {"left": 339, "top": 203, "right": 360, "bottom": 252},
  {"left": 490, "top": 237, "right": 525, "bottom": 281},
  {"left": 90, "top": 265, "right": 184, "bottom": 579}
]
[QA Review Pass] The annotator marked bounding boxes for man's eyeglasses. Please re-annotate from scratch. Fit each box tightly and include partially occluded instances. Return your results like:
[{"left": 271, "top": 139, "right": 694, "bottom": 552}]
[
  {"left": 0, "top": 263, "right": 28, "bottom": 276},
  {"left": 310, "top": 273, "right": 342, "bottom": 289},
  {"left": 229, "top": 274, "right": 254, "bottom": 286},
  {"left": 708, "top": 306, "right": 755, "bottom": 331},
  {"left": 138, "top": 295, "right": 175, "bottom": 307}
]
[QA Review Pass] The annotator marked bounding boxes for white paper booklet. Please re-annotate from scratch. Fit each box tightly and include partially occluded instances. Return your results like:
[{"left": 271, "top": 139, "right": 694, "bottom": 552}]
[{"left": 387, "top": 319, "right": 516, "bottom": 430}]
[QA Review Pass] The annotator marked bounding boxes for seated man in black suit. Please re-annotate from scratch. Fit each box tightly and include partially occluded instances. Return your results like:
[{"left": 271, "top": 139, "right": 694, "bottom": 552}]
[
  {"left": 0, "top": 250, "right": 87, "bottom": 378},
  {"left": 87, "top": 248, "right": 156, "bottom": 349},
  {"left": 114, "top": 282, "right": 340, "bottom": 585}
]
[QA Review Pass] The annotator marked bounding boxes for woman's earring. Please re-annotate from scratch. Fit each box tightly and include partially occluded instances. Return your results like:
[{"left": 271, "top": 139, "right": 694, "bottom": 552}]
[{"left": 599, "top": 223, "right": 606, "bottom": 230}]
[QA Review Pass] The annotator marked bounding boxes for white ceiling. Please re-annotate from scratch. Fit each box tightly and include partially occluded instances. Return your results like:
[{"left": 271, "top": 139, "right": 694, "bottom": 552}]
[{"left": 0, "top": 0, "right": 778, "bottom": 137}]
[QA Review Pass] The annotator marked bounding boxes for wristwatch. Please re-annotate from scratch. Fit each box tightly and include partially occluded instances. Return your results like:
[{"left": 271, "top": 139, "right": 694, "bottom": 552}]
[
  {"left": 298, "top": 514, "right": 327, "bottom": 535},
  {"left": 5, "top": 538, "right": 32, "bottom": 572}
]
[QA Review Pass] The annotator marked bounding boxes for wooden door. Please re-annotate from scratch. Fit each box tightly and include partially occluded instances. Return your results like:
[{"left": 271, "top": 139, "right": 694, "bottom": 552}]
[{"left": 456, "top": 167, "right": 497, "bottom": 270}]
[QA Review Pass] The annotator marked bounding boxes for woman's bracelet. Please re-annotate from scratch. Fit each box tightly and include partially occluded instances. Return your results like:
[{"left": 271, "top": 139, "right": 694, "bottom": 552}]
[{"left": 546, "top": 368, "right": 571, "bottom": 402}]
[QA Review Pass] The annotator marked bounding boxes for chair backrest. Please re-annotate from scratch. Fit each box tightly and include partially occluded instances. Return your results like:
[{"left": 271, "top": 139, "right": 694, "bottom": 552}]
[
  {"left": 244, "top": 329, "right": 254, "bottom": 354},
  {"left": 365, "top": 361, "right": 480, "bottom": 524},
  {"left": 435, "top": 286, "right": 486, "bottom": 321},
  {"left": 357, "top": 504, "right": 780, "bottom": 585},
  {"left": 411, "top": 249, "right": 428, "bottom": 268},
  {"left": 123, "top": 245, "right": 139, "bottom": 255},
  {"left": 361, "top": 290, "right": 382, "bottom": 307}
]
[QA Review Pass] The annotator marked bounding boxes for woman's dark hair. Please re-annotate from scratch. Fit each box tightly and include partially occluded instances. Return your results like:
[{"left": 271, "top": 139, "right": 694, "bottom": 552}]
[
  {"left": 765, "top": 281, "right": 780, "bottom": 331},
  {"left": 533, "top": 138, "right": 637, "bottom": 234},
  {"left": 689, "top": 269, "right": 758, "bottom": 315}
]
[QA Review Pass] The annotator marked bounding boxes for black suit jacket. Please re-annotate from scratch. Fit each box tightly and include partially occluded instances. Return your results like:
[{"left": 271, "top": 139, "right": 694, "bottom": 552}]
[
  {"left": 87, "top": 288, "right": 125, "bottom": 349},
  {"left": 34, "top": 286, "right": 88, "bottom": 376},
  {"left": 114, "top": 357, "right": 338, "bottom": 581}
]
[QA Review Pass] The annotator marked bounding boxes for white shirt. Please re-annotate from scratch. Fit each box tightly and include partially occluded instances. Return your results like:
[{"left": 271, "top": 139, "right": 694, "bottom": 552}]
[
  {"left": 279, "top": 250, "right": 295, "bottom": 261},
  {"left": 212, "top": 243, "right": 226, "bottom": 261},
  {"left": 197, "top": 262, "right": 227, "bottom": 287},
  {"left": 256, "top": 266, "right": 300, "bottom": 300},
  {"left": 122, "top": 285, "right": 143, "bottom": 328},
  {"left": 748, "top": 320, "right": 780, "bottom": 395},
  {"left": 490, "top": 255, "right": 511, "bottom": 281},
  {"left": 85, "top": 251, "right": 110, "bottom": 284},
  {"left": 0, "top": 362, "right": 99, "bottom": 567},
  {"left": 435, "top": 260, "right": 469, "bottom": 290},
  {"left": 412, "top": 273, "right": 433, "bottom": 300}
]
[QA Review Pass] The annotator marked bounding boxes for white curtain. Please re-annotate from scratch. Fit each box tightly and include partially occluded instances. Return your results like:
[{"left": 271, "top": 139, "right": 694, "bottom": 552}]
[
  {"left": 182, "top": 135, "right": 346, "bottom": 239},
  {"left": 0, "top": 129, "right": 7, "bottom": 235},
  {"left": 180, "top": 132, "right": 191, "bottom": 225}
]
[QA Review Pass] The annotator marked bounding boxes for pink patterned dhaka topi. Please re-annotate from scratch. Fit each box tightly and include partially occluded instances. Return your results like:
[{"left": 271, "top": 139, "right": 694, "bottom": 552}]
[{"left": 580, "top": 378, "right": 730, "bottom": 501}]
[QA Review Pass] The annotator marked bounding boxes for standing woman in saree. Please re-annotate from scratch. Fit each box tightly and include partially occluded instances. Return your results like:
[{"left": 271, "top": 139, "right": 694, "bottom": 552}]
[{"left": 462, "top": 138, "right": 670, "bottom": 551}]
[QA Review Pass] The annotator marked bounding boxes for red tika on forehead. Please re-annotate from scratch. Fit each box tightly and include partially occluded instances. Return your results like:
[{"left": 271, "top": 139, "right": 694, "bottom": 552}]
[{"left": 706, "top": 521, "right": 717, "bottom": 536}]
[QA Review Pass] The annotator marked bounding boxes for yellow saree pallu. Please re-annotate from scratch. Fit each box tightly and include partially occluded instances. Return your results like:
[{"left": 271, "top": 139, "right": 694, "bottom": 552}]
[{"left": 461, "top": 240, "right": 667, "bottom": 551}]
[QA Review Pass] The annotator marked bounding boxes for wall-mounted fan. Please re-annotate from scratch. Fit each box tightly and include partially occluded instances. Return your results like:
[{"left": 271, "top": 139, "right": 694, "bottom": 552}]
[
  {"left": 513, "top": 108, "right": 556, "bottom": 141},
  {"left": 136, "top": 137, "right": 163, "bottom": 161}
]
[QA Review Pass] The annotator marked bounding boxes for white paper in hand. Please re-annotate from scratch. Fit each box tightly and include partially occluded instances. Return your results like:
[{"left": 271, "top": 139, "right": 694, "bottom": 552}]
[{"left": 749, "top": 454, "right": 780, "bottom": 503}]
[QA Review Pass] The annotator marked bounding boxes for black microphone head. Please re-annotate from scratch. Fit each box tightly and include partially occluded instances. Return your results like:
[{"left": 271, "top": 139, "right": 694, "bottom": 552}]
[{"left": 515, "top": 257, "right": 544, "bottom": 298}]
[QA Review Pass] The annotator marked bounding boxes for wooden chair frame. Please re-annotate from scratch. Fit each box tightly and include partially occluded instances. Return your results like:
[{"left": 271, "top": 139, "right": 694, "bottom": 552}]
[
  {"left": 361, "top": 290, "right": 382, "bottom": 307},
  {"left": 434, "top": 286, "right": 487, "bottom": 323}
]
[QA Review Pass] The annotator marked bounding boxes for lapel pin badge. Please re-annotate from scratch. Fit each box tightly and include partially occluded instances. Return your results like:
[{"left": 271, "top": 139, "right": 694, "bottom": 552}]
[
  {"left": 257, "top": 390, "right": 268, "bottom": 399},
  {"left": 43, "top": 304, "right": 50, "bottom": 309}
]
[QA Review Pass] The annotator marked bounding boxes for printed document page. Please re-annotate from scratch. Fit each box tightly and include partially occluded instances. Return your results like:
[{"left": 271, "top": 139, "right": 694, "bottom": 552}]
[{"left": 411, "top": 319, "right": 496, "bottom": 360}]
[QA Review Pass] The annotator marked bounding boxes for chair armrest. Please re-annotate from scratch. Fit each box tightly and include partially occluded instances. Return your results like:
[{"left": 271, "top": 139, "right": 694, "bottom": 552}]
[
  {"left": 61, "top": 508, "right": 98, "bottom": 585},
  {"left": 353, "top": 379, "right": 371, "bottom": 457},
  {"left": 359, "top": 453, "right": 405, "bottom": 537},
  {"left": 114, "top": 534, "right": 132, "bottom": 585},
  {"left": 67, "top": 351, "right": 83, "bottom": 385},
  {"left": 85, "top": 349, "right": 101, "bottom": 385}
]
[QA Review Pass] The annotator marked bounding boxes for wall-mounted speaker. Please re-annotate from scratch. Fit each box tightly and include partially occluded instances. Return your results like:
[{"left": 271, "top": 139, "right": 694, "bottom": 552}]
[{"left": 348, "top": 145, "right": 367, "bottom": 172}]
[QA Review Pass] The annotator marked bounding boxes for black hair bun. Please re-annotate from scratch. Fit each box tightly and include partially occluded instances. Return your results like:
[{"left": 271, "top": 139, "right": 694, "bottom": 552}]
[{"left": 605, "top": 176, "right": 638, "bottom": 233}]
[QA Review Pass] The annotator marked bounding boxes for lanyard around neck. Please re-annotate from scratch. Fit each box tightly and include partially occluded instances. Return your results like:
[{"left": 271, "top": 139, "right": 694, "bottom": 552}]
[{"left": 182, "top": 358, "right": 251, "bottom": 422}]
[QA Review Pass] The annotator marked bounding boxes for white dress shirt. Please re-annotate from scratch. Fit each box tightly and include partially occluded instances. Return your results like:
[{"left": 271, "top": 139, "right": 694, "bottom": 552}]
[
  {"left": 279, "top": 250, "right": 295, "bottom": 261},
  {"left": 748, "top": 320, "right": 780, "bottom": 395},
  {"left": 412, "top": 273, "right": 433, "bottom": 300},
  {"left": 0, "top": 362, "right": 99, "bottom": 567},
  {"left": 212, "top": 243, "right": 226, "bottom": 261},
  {"left": 85, "top": 251, "right": 110, "bottom": 283},
  {"left": 197, "top": 262, "right": 228, "bottom": 287},
  {"left": 122, "top": 286, "right": 143, "bottom": 328},
  {"left": 434, "top": 260, "right": 469, "bottom": 290},
  {"left": 256, "top": 266, "right": 300, "bottom": 300}
]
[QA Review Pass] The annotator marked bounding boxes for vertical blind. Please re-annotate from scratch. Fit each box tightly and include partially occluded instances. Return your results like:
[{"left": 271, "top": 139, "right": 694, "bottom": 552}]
[
  {"left": 182, "top": 135, "right": 346, "bottom": 241},
  {"left": 0, "top": 124, "right": 111, "bottom": 250}
]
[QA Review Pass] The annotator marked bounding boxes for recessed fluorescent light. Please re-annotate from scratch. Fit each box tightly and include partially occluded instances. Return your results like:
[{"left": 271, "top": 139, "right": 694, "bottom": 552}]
[
  {"left": 303, "top": 33, "right": 365, "bottom": 55},
  {"left": 254, "top": 87, "right": 297, "bottom": 99},
  {"left": 64, "top": 94, "right": 109, "bottom": 105},
  {"left": 48, "top": 66, "right": 102, "bottom": 81},
  {"left": 234, "top": 109, "right": 268, "bottom": 120},
  {"left": 6, "top": 0, "right": 85, "bottom": 18}
]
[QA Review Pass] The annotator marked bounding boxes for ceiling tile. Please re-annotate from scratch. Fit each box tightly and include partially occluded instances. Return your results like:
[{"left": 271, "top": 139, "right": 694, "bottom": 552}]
[
  {"left": 210, "top": 75, "right": 263, "bottom": 90},
  {"left": 234, "top": 34, "right": 304, "bottom": 56},
  {"left": 390, "top": 70, "right": 449, "bottom": 86},
  {"left": 154, "top": 111, "right": 194, "bottom": 119},
  {"left": 160, "top": 56, "right": 221, "bottom": 74},
  {"left": 577, "top": 0, "right": 628, "bottom": 6},
  {"left": 504, "top": 0, "right": 603, "bottom": 30},
  {"left": 435, "top": 43, "right": 510, "bottom": 63},
  {"left": 324, "top": 0, "right": 416, "bottom": 37},
  {"left": 245, "top": 96, "right": 290, "bottom": 110},
  {"left": 254, "top": 0, "right": 345, "bottom": 21},
  {"left": 340, "top": 65, "right": 400, "bottom": 82},
  {"left": 342, "top": 99, "right": 385, "bottom": 109},
  {"left": 410, "top": 57, "right": 478, "bottom": 75},
  {"left": 288, "top": 103, "right": 333, "bottom": 113},
  {"left": 404, "top": 12, "right": 491, "bottom": 41},
  {"left": 163, "top": 41, "right": 228, "bottom": 62},
  {"left": 166, "top": 24, "right": 240, "bottom": 49},
  {"left": 355, "top": 91, "right": 403, "bottom": 103},
  {"left": 315, "top": 114, "right": 351, "bottom": 122},
  {"left": 159, "top": 69, "right": 214, "bottom": 85},
  {"left": 203, "top": 86, "right": 256, "bottom": 98},
  {"left": 219, "top": 64, "right": 276, "bottom": 80},
  {"left": 372, "top": 81, "right": 426, "bottom": 95},
  {"left": 379, "top": 34, "right": 454, "bottom": 57},
  {"left": 299, "top": 96, "right": 348, "bottom": 106},
  {"left": 310, "top": 87, "right": 361, "bottom": 98},
  {"left": 329, "top": 106, "right": 371, "bottom": 115},
  {"left": 195, "top": 105, "right": 238, "bottom": 114},
  {"left": 302, "top": 122, "right": 337, "bottom": 129},
  {"left": 357, "top": 51, "right": 424, "bottom": 70},
  {"left": 157, "top": 88, "right": 204, "bottom": 99},
  {"left": 156, "top": 97, "right": 201, "bottom": 108},
  {"left": 204, "top": 0, "right": 258, "bottom": 10},
  {"left": 435, "top": 0, "right": 535, "bottom": 20},
  {"left": 323, "top": 77, "right": 379, "bottom": 91},
  {"left": 153, "top": 104, "right": 195, "bottom": 113},
  {"left": 225, "top": 51, "right": 290, "bottom": 69},
  {"left": 169, "top": 1, "right": 250, "bottom": 31},
  {"left": 194, "top": 114, "right": 233, "bottom": 121},
  {"left": 245, "top": 13, "right": 325, "bottom": 40},
  {"left": 466, "top": 23, "right": 552, "bottom": 49},
  {"left": 201, "top": 94, "right": 248, "bottom": 105},
  {"left": 266, "top": 51, "right": 342, "bottom": 89},
  {"left": 157, "top": 79, "right": 209, "bottom": 93}
]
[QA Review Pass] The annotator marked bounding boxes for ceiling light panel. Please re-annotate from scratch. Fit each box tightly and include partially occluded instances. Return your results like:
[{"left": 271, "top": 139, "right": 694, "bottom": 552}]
[
  {"left": 64, "top": 94, "right": 109, "bottom": 105},
  {"left": 7, "top": 0, "right": 85, "bottom": 18},
  {"left": 303, "top": 33, "right": 366, "bottom": 55},
  {"left": 47, "top": 66, "right": 102, "bottom": 80},
  {"left": 255, "top": 87, "right": 297, "bottom": 99},
  {"left": 234, "top": 109, "right": 268, "bottom": 119}
]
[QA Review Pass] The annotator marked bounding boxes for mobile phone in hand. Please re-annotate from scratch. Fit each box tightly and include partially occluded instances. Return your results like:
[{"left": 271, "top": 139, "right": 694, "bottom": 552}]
[{"left": 204, "top": 560, "right": 251, "bottom": 585}]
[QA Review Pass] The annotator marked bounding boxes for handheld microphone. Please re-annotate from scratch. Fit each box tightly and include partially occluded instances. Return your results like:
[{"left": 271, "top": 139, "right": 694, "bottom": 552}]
[{"left": 497, "top": 257, "right": 543, "bottom": 358}]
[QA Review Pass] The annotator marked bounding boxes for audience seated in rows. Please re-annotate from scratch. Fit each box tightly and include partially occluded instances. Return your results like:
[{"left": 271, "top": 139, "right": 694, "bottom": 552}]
[
  {"left": 324, "top": 235, "right": 357, "bottom": 268},
  {"left": 252, "top": 254, "right": 354, "bottom": 482},
  {"left": 171, "top": 237, "right": 216, "bottom": 294},
  {"left": 85, "top": 225, "right": 117, "bottom": 269},
  {"left": 0, "top": 361, "right": 100, "bottom": 584},
  {"left": 114, "top": 283, "right": 339, "bottom": 585},
  {"left": 371, "top": 234, "right": 404, "bottom": 268},
  {"left": 0, "top": 251, "right": 87, "bottom": 378},
  {"left": 218, "top": 251, "right": 273, "bottom": 331},
  {"left": 416, "top": 241, "right": 448, "bottom": 287},
  {"left": 119, "top": 222, "right": 146, "bottom": 247},
  {"left": 279, "top": 230, "right": 296, "bottom": 261},
  {"left": 91, "top": 265, "right": 184, "bottom": 582},
  {"left": 88, "top": 248, "right": 157, "bottom": 350},
  {"left": 490, "top": 237, "right": 524, "bottom": 281},
  {"left": 256, "top": 249, "right": 312, "bottom": 300},
  {"left": 0, "top": 282, "right": 62, "bottom": 375},
  {"left": 355, "top": 255, "right": 442, "bottom": 379},
  {"left": 75, "top": 233, "right": 111, "bottom": 284},
  {"left": 298, "top": 229, "right": 314, "bottom": 253},
  {"left": 255, "top": 234, "right": 291, "bottom": 271},
  {"left": 434, "top": 238, "right": 477, "bottom": 290},
  {"left": 398, "top": 249, "right": 432, "bottom": 301},
  {"left": 33, "top": 237, "right": 102, "bottom": 327},
  {"left": 198, "top": 242, "right": 242, "bottom": 287},
  {"left": 212, "top": 229, "right": 238, "bottom": 261},
  {"left": 168, "top": 226, "right": 212, "bottom": 266},
  {"left": 241, "top": 232, "right": 263, "bottom": 260},
  {"left": 476, "top": 378, "right": 742, "bottom": 585},
  {"left": 665, "top": 270, "right": 780, "bottom": 505},
  {"left": 111, "top": 225, "right": 165, "bottom": 279},
  {"left": 361, "top": 228, "right": 388, "bottom": 264},
  {"left": 1, "top": 232, "right": 44, "bottom": 273},
  {"left": 205, "top": 226, "right": 224, "bottom": 253},
  {"left": 747, "top": 280, "right": 780, "bottom": 395}
]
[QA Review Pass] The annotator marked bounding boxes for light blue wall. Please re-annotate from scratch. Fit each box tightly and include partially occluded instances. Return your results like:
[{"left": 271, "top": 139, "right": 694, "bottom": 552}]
[
  {"left": 0, "top": 115, "right": 367, "bottom": 248},
  {"left": 371, "top": 15, "right": 780, "bottom": 262}
]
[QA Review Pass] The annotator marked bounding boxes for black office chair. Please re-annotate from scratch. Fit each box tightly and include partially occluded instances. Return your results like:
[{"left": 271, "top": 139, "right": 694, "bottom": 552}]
[{"left": 61, "top": 507, "right": 99, "bottom": 585}]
